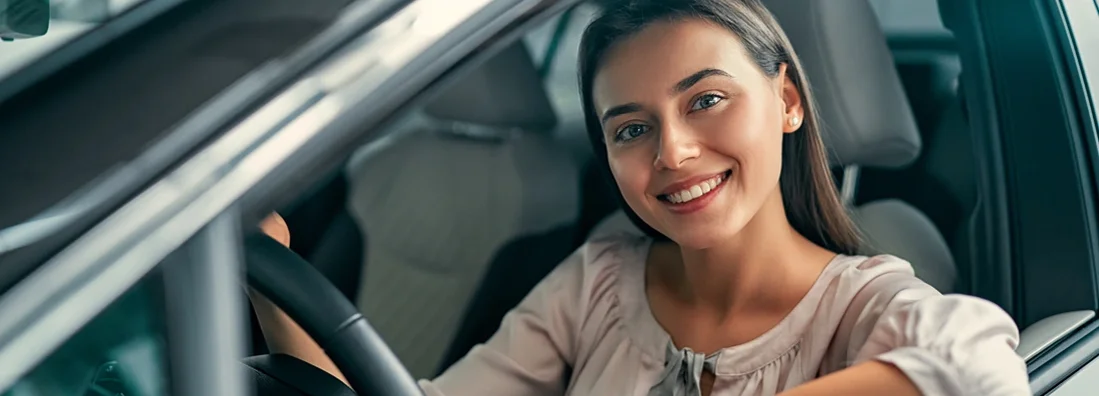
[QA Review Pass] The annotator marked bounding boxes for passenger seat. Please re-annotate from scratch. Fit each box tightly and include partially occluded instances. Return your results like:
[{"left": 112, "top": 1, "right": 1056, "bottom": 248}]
[{"left": 344, "top": 42, "right": 580, "bottom": 379}]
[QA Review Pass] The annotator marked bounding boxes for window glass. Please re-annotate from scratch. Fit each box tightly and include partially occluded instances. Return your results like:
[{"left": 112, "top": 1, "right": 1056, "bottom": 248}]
[
  {"left": 525, "top": 3, "right": 597, "bottom": 149},
  {"left": 1, "top": 270, "right": 170, "bottom": 396},
  {"left": 0, "top": 0, "right": 149, "bottom": 81}
]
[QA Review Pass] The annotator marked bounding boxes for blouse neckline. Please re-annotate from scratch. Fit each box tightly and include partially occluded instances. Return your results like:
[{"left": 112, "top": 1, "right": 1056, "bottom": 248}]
[{"left": 614, "top": 236, "right": 852, "bottom": 376}]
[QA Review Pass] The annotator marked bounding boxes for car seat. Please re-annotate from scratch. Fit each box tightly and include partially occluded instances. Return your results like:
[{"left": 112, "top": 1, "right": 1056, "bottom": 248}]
[{"left": 343, "top": 42, "right": 581, "bottom": 378}]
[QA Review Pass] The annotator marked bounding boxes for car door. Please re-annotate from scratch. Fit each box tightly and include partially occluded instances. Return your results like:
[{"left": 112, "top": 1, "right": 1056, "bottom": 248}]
[
  {"left": 0, "top": 213, "right": 250, "bottom": 395},
  {"left": 1028, "top": 0, "right": 1099, "bottom": 392},
  {"left": 939, "top": 0, "right": 1099, "bottom": 393}
]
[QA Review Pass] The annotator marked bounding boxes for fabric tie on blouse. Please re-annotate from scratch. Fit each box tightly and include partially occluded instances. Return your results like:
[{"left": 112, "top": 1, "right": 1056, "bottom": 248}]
[{"left": 648, "top": 342, "right": 719, "bottom": 396}]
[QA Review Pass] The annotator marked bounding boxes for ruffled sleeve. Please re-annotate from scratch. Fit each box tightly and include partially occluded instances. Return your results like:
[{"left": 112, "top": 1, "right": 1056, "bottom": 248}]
[
  {"left": 420, "top": 239, "right": 626, "bottom": 396},
  {"left": 846, "top": 258, "right": 1030, "bottom": 395}
]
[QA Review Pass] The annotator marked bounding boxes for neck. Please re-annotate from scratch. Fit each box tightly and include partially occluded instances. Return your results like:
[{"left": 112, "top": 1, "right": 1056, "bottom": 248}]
[{"left": 655, "top": 187, "right": 836, "bottom": 320}]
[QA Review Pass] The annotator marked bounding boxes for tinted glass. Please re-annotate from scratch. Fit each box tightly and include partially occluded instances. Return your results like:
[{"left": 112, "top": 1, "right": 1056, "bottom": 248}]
[
  {"left": 0, "top": 0, "right": 148, "bottom": 81},
  {"left": 1, "top": 270, "right": 170, "bottom": 396}
]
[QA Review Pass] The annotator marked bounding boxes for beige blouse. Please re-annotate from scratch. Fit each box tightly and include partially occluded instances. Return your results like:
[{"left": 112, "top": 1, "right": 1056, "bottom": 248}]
[{"left": 419, "top": 235, "right": 1030, "bottom": 395}]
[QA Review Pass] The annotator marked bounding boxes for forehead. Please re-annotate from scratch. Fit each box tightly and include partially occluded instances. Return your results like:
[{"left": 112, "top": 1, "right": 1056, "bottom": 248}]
[{"left": 592, "top": 18, "right": 756, "bottom": 111}]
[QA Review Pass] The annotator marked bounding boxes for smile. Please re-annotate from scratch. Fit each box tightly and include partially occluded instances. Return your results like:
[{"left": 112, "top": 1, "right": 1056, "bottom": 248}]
[{"left": 658, "top": 170, "right": 731, "bottom": 204}]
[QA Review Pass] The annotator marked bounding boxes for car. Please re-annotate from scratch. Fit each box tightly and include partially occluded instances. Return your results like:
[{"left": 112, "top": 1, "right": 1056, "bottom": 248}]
[{"left": 0, "top": 0, "right": 1097, "bottom": 394}]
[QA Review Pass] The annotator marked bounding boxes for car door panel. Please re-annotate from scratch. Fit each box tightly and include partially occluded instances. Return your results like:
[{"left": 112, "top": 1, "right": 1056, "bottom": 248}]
[{"left": 1026, "top": 0, "right": 1099, "bottom": 392}]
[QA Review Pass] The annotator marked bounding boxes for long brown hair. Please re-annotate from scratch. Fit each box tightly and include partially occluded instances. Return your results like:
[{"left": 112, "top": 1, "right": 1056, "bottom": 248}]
[{"left": 578, "top": 0, "right": 861, "bottom": 255}]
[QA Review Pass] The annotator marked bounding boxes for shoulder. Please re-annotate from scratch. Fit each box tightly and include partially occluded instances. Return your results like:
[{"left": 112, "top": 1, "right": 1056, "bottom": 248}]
[
  {"left": 827, "top": 254, "right": 939, "bottom": 302},
  {"left": 531, "top": 233, "right": 648, "bottom": 304},
  {"left": 816, "top": 254, "right": 939, "bottom": 349},
  {"left": 823, "top": 256, "right": 1022, "bottom": 363},
  {"left": 578, "top": 233, "right": 650, "bottom": 269},
  {"left": 547, "top": 234, "right": 648, "bottom": 298},
  {"left": 829, "top": 255, "right": 1020, "bottom": 351},
  {"left": 827, "top": 254, "right": 1016, "bottom": 329},
  {"left": 836, "top": 258, "right": 1026, "bottom": 395},
  {"left": 835, "top": 254, "right": 921, "bottom": 280}
]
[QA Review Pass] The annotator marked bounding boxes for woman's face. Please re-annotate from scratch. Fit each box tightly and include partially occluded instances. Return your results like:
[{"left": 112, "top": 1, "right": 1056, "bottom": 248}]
[{"left": 592, "top": 18, "right": 803, "bottom": 249}]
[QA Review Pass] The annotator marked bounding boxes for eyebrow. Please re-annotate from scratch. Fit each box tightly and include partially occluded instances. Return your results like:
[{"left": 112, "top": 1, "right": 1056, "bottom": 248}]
[
  {"left": 600, "top": 102, "right": 642, "bottom": 125},
  {"left": 598, "top": 68, "right": 732, "bottom": 125},
  {"left": 672, "top": 68, "right": 732, "bottom": 94}
]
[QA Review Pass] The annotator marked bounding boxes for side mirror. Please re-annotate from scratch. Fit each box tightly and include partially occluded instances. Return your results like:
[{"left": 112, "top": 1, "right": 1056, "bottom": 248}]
[{"left": 0, "top": 0, "right": 50, "bottom": 41}]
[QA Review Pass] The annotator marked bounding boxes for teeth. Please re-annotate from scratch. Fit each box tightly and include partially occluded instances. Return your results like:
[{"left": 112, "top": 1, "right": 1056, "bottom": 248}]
[{"left": 667, "top": 174, "right": 725, "bottom": 204}]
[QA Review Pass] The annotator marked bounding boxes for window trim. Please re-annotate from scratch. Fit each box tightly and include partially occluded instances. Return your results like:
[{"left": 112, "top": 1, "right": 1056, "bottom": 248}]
[{"left": 1065, "top": 0, "right": 1099, "bottom": 179}]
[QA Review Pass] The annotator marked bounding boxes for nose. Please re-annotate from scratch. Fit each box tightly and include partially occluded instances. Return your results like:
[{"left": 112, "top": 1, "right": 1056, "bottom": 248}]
[{"left": 653, "top": 120, "right": 701, "bottom": 170}]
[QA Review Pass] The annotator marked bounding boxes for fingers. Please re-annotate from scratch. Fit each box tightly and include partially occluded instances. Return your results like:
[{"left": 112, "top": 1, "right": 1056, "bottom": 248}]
[{"left": 260, "top": 212, "right": 291, "bottom": 248}]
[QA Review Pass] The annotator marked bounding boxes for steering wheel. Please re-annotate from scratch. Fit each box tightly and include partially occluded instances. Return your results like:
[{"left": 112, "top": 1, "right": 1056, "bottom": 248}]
[{"left": 242, "top": 233, "right": 424, "bottom": 396}]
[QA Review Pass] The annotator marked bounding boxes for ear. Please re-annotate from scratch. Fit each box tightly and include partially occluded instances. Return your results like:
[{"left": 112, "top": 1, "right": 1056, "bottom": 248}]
[{"left": 777, "top": 63, "right": 804, "bottom": 134}]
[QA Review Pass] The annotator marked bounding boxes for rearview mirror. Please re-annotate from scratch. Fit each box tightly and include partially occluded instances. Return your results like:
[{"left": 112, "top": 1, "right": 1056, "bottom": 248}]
[{"left": 0, "top": 0, "right": 49, "bottom": 41}]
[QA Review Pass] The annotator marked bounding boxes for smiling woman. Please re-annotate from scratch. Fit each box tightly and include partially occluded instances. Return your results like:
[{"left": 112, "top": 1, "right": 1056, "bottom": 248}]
[{"left": 583, "top": 16, "right": 858, "bottom": 253}]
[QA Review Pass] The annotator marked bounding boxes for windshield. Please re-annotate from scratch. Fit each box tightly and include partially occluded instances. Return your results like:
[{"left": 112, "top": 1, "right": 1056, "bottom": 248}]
[{"left": 0, "top": 0, "right": 146, "bottom": 81}]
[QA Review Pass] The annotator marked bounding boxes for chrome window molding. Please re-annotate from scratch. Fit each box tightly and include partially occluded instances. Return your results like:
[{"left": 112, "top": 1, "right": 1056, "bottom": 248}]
[{"left": 0, "top": 0, "right": 571, "bottom": 390}]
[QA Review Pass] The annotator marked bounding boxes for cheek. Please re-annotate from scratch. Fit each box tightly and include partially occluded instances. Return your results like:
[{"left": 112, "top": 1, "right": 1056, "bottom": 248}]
[
  {"left": 699, "top": 98, "right": 786, "bottom": 185},
  {"left": 607, "top": 151, "right": 653, "bottom": 204},
  {"left": 703, "top": 99, "right": 780, "bottom": 156}
]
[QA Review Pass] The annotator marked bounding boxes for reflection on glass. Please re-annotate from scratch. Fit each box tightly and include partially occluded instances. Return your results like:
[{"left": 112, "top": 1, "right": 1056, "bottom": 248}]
[
  {"left": 0, "top": 0, "right": 147, "bottom": 80},
  {"left": 0, "top": 271, "right": 171, "bottom": 396}
]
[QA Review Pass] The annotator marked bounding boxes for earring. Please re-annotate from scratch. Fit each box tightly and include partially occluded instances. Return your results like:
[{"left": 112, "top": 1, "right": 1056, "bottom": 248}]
[{"left": 789, "top": 116, "right": 799, "bottom": 126}]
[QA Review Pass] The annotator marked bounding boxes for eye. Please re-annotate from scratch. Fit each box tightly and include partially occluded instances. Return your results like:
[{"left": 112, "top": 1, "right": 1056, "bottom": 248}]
[
  {"left": 690, "top": 94, "right": 724, "bottom": 112},
  {"left": 614, "top": 124, "right": 650, "bottom": 143}
]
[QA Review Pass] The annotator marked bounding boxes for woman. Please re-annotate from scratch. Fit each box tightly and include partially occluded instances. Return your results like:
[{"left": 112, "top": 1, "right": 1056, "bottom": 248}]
[{"left": 254, "top": 0, "right": 1030, "bottom": 394}]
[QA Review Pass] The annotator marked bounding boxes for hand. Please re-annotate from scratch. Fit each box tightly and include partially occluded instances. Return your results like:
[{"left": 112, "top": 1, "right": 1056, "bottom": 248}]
[
  {"left": 260, "top": 212, "right": 291, "bottom": 248},
  {"left": 247, "top": 212, "right": 291, "bottom": 293},
  {"left": 248, "top": 212, "right": 349, "bottom": 385}
]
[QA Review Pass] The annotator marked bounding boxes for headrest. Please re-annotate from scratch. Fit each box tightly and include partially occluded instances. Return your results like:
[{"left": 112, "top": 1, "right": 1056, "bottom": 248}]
[
  {"left": 764, "top": 0, "right": 921, "bottom": 168},
  {"left": 423, "top": 42, "right": 558, "bottom": 132}
]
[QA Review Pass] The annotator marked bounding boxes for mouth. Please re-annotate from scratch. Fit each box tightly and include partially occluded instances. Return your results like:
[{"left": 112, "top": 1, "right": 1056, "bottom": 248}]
[{"left": 657, "top": 169, "right": 732, "bottom": 205}]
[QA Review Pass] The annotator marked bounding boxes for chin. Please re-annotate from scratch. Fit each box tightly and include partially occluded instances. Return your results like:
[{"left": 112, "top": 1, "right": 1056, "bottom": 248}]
[{"left": 659, "top": 219, "right": 748, "bottom": 250}]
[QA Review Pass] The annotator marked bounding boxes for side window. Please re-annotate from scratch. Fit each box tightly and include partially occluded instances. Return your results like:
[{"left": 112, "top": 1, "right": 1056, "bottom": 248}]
[
  {"left": 522, "top": 3, "right": 598, "bottom": 156},
  {"left": 2, "top": 271, "right": 171, "bottom": 396}
]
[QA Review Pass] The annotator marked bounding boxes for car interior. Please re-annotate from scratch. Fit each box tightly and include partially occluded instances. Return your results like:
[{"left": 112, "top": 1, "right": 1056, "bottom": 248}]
[
  {"left": 4, "top": 0, "right": 1099, "bottom": 394},
  {"left": 255, "top": 0, "right": 985, "bottom": 382}
]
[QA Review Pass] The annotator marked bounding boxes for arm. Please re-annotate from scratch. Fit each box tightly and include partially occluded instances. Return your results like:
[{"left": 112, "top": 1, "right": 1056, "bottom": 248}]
[
  {"left": 789, "top": 278, "right": 1029, "bottom": 396},
  {"left": 253, "top": 213, "right": 583, "bottom": 396},
  {"left": 778, "top": 360, "right": 919, "bottom": 396},
  {"left": 252, "top": 214, "right": 348, "bottom": 385}
]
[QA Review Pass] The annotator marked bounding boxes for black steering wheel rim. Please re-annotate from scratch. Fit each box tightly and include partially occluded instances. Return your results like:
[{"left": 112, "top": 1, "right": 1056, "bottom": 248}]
[{"left": 243, "top": 233, "right": 423, "bottom": 396}]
